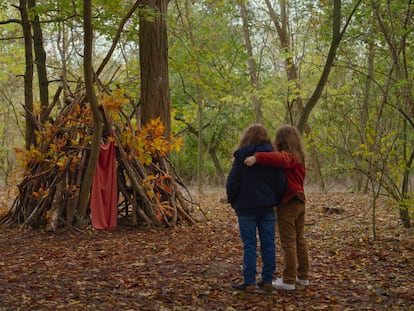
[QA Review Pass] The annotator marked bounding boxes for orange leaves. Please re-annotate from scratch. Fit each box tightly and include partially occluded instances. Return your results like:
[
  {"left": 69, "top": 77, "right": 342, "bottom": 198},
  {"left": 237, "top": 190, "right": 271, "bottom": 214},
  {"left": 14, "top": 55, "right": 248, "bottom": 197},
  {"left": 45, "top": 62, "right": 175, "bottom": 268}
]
[
  {"left": 143, "top": 174, "right": 173, "bottom": 198},
  {"left": 118, "top": 116, "right": 183, "bottom": 165},
  {"left": 159, "top": 201, "right": 174, "bottom": 218},
  {"left": 143, "top": 174, "right": 175, "bottom": 221},
  {"left": 142, "top": 117, "right": 166, "bottom": 137},
  {"left": 19, "top": 145, "right": 45, "bottom": 165},
  {"left": 170, "top": 135, "right": 183, "bottom": 152},
  {"left": 137, "top": 117, "right": 174, "bottom": 160},
  {"left": 98, "top": 90, "right": 183, "bottom": 166},
  {"left": 157, "top": 175, "right": 173, "bottom": 194},
  {"left": 16, "top": 100, "right": 93, "bottom": 171},
  {"left": 32, "top": 183, "right": 49, "bottom": 200},
  {"left": 99, "top": 89, "right": 129, "bottom": 122},
  {"left": 156, "top": 201, "right": 175, "bottom": 221},
  {"left": 13, "top": 90, "right": 185, "bottom": 227}
]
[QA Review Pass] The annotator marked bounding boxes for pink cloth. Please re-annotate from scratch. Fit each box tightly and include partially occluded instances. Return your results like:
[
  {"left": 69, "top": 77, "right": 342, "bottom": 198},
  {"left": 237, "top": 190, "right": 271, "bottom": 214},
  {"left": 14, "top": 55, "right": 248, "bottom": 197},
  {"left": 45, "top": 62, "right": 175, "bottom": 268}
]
[{"left": 90, "top": 140, "right": 117, "bottom": 229}]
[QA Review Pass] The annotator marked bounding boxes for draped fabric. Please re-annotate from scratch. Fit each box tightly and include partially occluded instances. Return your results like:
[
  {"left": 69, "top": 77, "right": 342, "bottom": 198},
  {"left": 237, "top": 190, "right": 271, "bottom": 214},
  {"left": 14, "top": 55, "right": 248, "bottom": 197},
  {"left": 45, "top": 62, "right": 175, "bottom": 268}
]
[{"left": 90, "top": 140, "right": 117, "bottom": 229}]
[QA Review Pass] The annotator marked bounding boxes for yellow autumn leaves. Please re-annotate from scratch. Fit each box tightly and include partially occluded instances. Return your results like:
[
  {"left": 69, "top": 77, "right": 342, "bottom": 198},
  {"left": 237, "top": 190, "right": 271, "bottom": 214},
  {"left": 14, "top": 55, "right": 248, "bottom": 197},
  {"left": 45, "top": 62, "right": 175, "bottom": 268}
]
[
  {"left": 17, "top": 91, "right": 183, "bottom": 170},
  {"left": 16, "top": 90, "right": 183, "bottom": 207}
]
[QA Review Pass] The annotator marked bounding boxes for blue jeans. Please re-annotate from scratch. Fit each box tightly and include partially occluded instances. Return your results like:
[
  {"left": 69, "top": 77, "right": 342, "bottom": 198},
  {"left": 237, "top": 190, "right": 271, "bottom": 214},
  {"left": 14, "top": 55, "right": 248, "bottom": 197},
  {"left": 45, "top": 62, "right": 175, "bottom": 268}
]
[{"left": 237, "top": 211, "right": 276, "bottom": 284}]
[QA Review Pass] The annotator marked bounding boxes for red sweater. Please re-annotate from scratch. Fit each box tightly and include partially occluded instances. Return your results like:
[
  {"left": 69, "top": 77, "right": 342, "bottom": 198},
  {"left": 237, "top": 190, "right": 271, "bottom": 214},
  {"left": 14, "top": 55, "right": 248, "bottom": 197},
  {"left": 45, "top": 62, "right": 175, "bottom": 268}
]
[{"left": 254, "top": 151, "right": 306, "bottom": 204}]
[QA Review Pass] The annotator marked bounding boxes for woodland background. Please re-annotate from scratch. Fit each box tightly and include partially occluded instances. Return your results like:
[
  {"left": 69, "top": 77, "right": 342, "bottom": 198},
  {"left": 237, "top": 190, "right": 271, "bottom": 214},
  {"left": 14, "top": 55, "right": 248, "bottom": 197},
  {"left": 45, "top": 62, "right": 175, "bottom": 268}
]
[
  {"left": 0, "top": 0, "right": 413, "bottom": 227},
  {"left": 0, "top": 0, "right": 413, "bottom": 309}
]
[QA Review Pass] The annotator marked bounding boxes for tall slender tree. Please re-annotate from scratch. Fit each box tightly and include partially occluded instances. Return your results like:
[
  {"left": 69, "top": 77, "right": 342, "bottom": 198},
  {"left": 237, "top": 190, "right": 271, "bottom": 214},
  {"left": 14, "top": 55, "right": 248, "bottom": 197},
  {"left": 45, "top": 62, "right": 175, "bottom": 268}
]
[
  {"left": 265, "top": 0, "right": 327, "bottom": 190},
  {"left": 19, "top": 0, "right": 34, "bottom": 149},
  {"left": 297, "top": 0, "right": 362, "bottom": 132},
  {"left": 371, "top": 0, "right": 413, "bottom": 228},
  {"left": 28, "top": 0, "right": 49, "bottom": 123},
  {"left": 77, "top": 0, "right": 103, "bottom": 219},
  {"left": 239, "top": 0, "right": 262, "bottom": 124}
]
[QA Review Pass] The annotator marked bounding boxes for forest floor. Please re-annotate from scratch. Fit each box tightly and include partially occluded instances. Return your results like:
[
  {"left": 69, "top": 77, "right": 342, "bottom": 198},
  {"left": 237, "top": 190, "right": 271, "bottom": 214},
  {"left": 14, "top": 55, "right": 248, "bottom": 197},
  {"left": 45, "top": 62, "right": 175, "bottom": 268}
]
[{"left": 0, "top": 189, "right": 413, "bottom": 310}]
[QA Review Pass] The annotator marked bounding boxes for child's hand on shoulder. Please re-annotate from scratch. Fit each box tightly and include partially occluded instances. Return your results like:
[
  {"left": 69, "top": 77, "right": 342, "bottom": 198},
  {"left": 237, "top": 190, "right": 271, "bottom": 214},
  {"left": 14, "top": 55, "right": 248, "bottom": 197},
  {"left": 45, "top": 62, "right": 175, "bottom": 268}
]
[{"left": 244, "top": 156, "right": 256, "bottom": 166}]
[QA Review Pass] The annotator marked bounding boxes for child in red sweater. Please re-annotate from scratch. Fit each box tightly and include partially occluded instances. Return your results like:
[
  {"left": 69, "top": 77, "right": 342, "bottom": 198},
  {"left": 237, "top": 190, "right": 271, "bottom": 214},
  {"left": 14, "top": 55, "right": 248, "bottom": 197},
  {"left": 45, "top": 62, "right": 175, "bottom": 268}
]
[{"left": 244, "top": 124, "right": 309, "bottom": 290}]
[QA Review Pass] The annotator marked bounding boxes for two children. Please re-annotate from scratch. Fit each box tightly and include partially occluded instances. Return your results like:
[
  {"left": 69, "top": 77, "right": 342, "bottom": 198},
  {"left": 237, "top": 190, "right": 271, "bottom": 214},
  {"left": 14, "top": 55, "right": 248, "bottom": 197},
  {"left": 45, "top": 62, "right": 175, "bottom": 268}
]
[{"left": 227, "top": 124, "right": 310, "bottom": 291}]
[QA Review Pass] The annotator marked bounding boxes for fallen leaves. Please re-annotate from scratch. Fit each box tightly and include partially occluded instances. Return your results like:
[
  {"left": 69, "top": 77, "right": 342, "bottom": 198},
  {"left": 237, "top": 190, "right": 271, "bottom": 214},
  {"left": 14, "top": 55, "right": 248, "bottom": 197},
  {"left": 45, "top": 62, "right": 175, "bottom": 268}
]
[{"left": 0, "top": 191, "right": 413, "bottom": 310}]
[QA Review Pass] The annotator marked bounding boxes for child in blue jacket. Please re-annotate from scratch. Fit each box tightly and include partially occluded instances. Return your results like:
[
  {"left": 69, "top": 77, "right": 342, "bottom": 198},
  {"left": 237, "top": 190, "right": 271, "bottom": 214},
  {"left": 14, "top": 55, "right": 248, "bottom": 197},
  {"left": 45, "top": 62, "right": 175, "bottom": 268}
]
[{"left": 226, "top": 124, "right": 286, "bottom": 292}]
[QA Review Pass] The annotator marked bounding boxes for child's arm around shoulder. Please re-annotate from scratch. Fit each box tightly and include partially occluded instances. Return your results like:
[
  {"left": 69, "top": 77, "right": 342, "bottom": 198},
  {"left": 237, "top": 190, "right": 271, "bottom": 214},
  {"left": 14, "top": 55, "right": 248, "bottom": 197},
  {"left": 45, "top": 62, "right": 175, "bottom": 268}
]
[{"left": 246, "top": 151, "right": 298, "bottom": 168}]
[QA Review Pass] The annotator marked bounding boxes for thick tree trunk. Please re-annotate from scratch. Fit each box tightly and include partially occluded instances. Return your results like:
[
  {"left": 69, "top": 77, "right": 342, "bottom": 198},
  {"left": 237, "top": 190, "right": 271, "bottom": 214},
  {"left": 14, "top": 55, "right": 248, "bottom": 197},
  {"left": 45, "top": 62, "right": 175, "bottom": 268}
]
[{"left": 139, "top": 0, "right": 171, "bottom": 137}]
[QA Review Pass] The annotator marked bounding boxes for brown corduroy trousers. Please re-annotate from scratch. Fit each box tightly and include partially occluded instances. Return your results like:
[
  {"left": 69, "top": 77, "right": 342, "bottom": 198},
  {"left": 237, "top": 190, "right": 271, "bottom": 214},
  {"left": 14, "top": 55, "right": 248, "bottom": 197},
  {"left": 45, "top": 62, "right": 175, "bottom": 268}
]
[{"left": 277, "top": 198, "right": 310, "bottom": 284}]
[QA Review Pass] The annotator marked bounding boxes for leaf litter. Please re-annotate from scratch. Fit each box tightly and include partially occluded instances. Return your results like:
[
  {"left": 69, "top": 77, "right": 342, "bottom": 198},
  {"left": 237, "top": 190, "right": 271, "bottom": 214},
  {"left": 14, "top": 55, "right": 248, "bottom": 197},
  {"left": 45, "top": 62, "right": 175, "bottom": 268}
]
[{"left": 0, "top": 190, "right": 413, "bottom": 310}]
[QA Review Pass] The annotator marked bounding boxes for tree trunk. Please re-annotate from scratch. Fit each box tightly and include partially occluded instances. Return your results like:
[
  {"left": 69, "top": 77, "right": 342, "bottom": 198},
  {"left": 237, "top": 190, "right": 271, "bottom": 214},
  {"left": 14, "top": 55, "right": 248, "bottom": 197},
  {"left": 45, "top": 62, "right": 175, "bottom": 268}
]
[
  {"left": 56, "top": 21, "right": 69, "bottom": 99},
  {"left": 373, "top": 1, "right": 412, "bottom": 228},
  {"left": 19, "top": 0, "right": 34, "bottom": 150},
  {"left": 400, "top": 126, "right": 413, "bottom": 228},
  {"left": 180, "top": 0, "right": 204, "bottom": 192},
  {"left": 265, "top": 0, "right": 303, "bottom": 124},
  {"left": 297, "top": 0, "right": 362, "bottom": 132},
  {"left": 139, "top": 0, "right": 171, "bottom": 137},
  {"left": 361, "top": 29, "right": 376, "bottom": 193},
  {"left": 265, "top": 0, "right": 326, "bottom": 191},
  {"left": 239, "top": 0, "right": 262, "bottom": 124},
  {"left": 77, "top": 0, "right": 103, "bottom": 219},
  {"left": 28, "top": 0, "right": 49, "bottom": 123}
]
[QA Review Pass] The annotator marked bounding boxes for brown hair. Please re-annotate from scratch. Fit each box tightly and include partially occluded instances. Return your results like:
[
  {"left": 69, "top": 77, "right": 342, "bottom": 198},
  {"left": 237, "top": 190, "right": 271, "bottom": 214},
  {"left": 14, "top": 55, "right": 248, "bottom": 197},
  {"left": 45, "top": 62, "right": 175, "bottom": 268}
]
[
  {"left": 238, "top": 124, "right": 271, "bottom": 148},
  {"left": 274, "top": 124, "right": 305, "bottom": 164}
]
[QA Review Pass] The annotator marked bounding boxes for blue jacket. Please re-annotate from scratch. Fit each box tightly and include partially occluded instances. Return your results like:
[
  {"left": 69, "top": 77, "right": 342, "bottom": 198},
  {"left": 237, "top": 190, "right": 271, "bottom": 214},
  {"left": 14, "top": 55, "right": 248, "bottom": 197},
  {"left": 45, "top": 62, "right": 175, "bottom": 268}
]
[{"left": 226, "top": 143, "right": 286, "bottom": 215}]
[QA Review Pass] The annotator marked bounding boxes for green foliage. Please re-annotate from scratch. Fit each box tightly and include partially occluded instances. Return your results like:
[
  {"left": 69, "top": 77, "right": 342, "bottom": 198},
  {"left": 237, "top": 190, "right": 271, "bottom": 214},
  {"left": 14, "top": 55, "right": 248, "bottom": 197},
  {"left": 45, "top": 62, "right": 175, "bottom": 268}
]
[{"left": 0, "top": 0, "right": 413, "bottom": 231}]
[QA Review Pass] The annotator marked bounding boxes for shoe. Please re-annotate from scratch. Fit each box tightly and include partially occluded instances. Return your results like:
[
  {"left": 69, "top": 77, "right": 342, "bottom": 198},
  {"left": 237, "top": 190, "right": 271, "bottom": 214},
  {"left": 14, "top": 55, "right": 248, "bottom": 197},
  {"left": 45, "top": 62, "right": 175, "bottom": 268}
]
[
  {"left": 296, "top": 277, "right": 310, "bottom": 286},
  {"left": 231, "top": 283, "right": 256, "bottom": 292},
  {"left": 272, "top": 278, "right": 295, "bottom": 290},
  {"left": 257, "top": 281, "right": 273, "bottom": 291}
]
